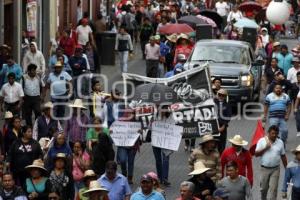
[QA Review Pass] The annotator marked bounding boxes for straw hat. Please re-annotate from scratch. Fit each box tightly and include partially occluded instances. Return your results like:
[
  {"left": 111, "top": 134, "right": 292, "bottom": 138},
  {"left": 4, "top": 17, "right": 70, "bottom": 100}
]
[
  {"left": 177, "top": 33, "right": 189, "bottom": 40},
  {"left": 54, "top": 61, "right": 63, "bottom": 67},
  {"left": 25, "top": 159, "right": 48, "bottom": 173},
  {"left": 54, "top": 153, "right": 67, "bottom": 162},
  {"left": 217, "top": 89, "right": 228, "bottom": 96},
  {"left": 69, "top": 99, "right": 87, "bottom": 109},
  {"left": 292, "top": 145, "right": 300, "bottom": 154},
  {"left": 228, "top": 135, "right": 248, "bottom": 146},
  {"left": 273, "top": 42, "right": 280, "bottom": 47},
  {"left": 43, "top": 102, "right": 54, "bottom": 109},
  {"left": 82, "top": 180, "right": 108, "bottom": 197},
  {"left": 199, "top": 134, "right": 218, "bottom": 145},
  {"left": 4, "top": 111, "right": 13, "bottom": 119},
  {"left": 189, "top": 161, "right": 211, "bottom": 176},
  {"left": 83, "top": 170, "right": 97, "bottom": 179},
  {"left": 166, "top": 34, "right": 178, "bottom": 43}
]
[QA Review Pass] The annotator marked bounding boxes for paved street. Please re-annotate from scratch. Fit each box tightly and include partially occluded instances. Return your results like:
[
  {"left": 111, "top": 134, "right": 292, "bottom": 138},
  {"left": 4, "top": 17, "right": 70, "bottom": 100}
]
[{"left": 100, "top": 39, "right": 300, "bottom": 199}]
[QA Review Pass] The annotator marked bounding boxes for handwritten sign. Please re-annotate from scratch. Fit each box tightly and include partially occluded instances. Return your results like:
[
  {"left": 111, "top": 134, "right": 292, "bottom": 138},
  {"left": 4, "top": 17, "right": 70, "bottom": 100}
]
[
  {"left": 110, "top": 121, "right": 141, "bottom": 147},
  {"left": 151, "top": 121, "right": 183, "bottom": 151}
]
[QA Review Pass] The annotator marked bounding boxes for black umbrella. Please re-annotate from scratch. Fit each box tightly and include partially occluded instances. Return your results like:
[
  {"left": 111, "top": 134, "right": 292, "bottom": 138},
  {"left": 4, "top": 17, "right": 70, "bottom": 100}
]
[
  {"left": 199, "top": 10, "right": 223, "bottom": 28},
  {"left": 178, "top": 15, "right": 208, "bottom": 28},
  {"left": 132, "top": 83, "right": 179, "bottom": 105}
]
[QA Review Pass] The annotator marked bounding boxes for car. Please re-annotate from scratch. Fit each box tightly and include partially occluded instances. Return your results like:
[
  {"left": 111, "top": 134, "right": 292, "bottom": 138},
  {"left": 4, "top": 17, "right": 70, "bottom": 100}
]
[{"left": 184, "top": 39, "right": 264, "bottom": 104}]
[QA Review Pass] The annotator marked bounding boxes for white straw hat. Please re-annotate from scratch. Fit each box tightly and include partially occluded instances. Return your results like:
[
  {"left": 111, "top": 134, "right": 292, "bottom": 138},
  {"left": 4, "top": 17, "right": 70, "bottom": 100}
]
[
  {"left": 228, "top": 135, "right": 248, "bottom": 146},
  {"left": 82, "top": 181, "right": 108, "bottom": 197},
  {"left": 189, "top": 161, "right": 211, "bottom": 176},
  {"left": 69, "top": 99, "right": 87, "bottom": 109}
]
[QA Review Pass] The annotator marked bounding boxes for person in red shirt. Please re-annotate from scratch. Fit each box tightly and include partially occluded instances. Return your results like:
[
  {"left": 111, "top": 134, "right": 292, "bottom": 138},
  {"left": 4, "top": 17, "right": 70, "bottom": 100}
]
[
  {"left": 60, "top": 29, "right": 76, "bottom": 57},
  {"left": 173, "top": 34, "right": 194, "bottom": 66},
  {"left": 220, "top": 135, "right": 253, "bottom": 186}
]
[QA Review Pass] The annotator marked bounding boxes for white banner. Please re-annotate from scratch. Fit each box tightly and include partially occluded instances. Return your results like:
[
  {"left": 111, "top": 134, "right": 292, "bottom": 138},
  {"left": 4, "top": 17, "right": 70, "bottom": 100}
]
[
  {"left": 151, "top": 121, "right": 183, "bottom": 151},
  {"left": 110, "top": 121, "right": 141, "bottom": 147}
]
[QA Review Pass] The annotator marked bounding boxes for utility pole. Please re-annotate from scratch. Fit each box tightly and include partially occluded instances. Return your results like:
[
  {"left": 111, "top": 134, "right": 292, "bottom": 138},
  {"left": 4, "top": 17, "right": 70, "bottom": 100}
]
[
  {"left": 42, "top": 0, "right": 50, "bottom": 63},
  {"left": 13, "top": 0, "right": 22, "bottom": 64},
  {"left": 0, "top": 0, "right": 4, "bottom": 44}
]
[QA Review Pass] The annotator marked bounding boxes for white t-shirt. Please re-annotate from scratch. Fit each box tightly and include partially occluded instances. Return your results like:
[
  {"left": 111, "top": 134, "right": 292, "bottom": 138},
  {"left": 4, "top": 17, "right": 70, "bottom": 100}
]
[
  {"left": 287, "top": 67, "right": 300, "bottom": 84},
  {"left": 215, "top": 2, "right": 229, "bottom": 17},
  {"left": 76, "top": 25, "right": 93, "bottom": 45}
]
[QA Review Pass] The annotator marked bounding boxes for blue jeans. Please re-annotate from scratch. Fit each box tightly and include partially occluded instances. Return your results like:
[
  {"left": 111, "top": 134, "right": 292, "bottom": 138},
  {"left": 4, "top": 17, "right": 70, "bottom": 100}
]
[
  {"left": 152, "top": 146, "right": 170, "bottom": 182},
  {"left": 119, "top": 51, "right": 129, "bottom": 73},
  {"left": 117, "top": 147, "right": 136, "bottom": 177},
  {"left": 269, "top": 117, "right": 288, "bottom": 142}
]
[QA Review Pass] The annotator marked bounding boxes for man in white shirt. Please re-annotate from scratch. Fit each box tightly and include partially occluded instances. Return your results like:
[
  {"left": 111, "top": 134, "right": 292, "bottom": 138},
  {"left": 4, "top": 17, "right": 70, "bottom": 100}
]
[
  {"left": 255, "top": 125, "right": 287, "bottom": 200},
  {"left": 0, "top": 72, "right": 24, "bottom": 116},
  {"left": 145, "top": 36, "right": 160, "bottom": 78},
  {"left": 287, "top": 57, "right": 300, "bottom": 84},
  {"left": 76, "top": 18, "right": 94, "bottom": 47},
  {"left": 215, "top": 0, "right": 229, "bottom": 31},
  {"left": 22, "top": 63, "right": 45, "bottom": 126}
]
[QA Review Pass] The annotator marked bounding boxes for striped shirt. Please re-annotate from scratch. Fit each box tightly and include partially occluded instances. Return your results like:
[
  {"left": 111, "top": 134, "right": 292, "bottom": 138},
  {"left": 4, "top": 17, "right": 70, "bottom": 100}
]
[
  {"left": 189, "top": 147, "right": 221, "bottom": 182},
  {"left": 265, "top": 92, "right": 291, "bottom": 118}
]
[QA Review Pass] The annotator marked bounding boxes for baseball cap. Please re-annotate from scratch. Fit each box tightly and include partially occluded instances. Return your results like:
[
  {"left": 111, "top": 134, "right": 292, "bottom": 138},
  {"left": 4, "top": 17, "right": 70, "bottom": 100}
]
[{"left": 140, "top": 174, "right": 153, "bottom": 182}]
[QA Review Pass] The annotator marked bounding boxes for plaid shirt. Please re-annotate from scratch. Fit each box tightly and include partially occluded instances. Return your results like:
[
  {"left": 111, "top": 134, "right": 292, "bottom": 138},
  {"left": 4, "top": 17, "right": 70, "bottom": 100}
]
[{"left": 64, "top": 114, "right": 89, "bottom": 143}]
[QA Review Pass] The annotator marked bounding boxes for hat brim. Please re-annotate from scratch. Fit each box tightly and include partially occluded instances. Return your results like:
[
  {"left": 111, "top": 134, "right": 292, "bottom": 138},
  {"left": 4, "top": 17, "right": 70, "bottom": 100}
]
[
  {"left": 199, "top": 138, "right": 218, "bottom": 145},
  {"left": 229, "top": 139, "right": 248, "bottom": 146},
  {"left": 25, "top": 165, "right": 48, "bottom": 173},
  {"left": 188, "top": 168, "right": 210, "bottom": 176},
  {"left": 166, "top": 35, "right": 178, "bottom": 43},
  {"left": 69, "top": 105, "right": 87, "bottom": 109},
  {"left": 82, "top": 188, "right": 108, "bottom": 197},
  {"left": 292, "top": 149, "right": 300, "bottom": 154}
]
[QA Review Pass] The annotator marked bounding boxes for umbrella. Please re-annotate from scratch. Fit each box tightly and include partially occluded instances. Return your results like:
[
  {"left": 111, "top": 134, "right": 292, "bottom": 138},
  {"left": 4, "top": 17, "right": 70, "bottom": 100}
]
[
  {"left": 178, "top": 15, "right": 208, "bottom": 28},
  {"left": 196, "top": 15, "right": 217, "bottom": 28},
  {"left": 255, "top": 7, "right": 267, "bottom": 23},
  {"left": 234, "top": 18, "right": 259, "bottom": 29},
  {"left": 158, "top": 24, "right": 194, "bottom": 34},
  {"left": 132, "top": 83, "right": 179, "bottom": 104},
  {"left": 199, "top": 10, "right": 223, "bottom": 27},
  {"left": 239, "top": 1, "right": 263, "bottom": 12}
]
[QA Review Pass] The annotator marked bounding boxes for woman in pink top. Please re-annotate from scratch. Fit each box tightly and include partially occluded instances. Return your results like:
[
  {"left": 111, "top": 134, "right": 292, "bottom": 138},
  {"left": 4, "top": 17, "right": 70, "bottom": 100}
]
[
  {"left": 173, "top": 34, "right": 194, "bottom": 66},
  {"left": 72, "top": 141, "right": 90, "bottom": 192}
]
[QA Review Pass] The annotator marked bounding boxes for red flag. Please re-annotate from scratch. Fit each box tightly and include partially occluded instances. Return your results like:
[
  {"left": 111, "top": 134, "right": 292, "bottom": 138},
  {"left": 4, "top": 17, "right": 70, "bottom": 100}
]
[{"left": 250, "top": 120, "right": 265, "bottom": 155}]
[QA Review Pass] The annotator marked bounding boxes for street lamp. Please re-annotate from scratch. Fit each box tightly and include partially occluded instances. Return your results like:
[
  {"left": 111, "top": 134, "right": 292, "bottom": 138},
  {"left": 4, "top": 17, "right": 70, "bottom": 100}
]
[{"left": 266, "top": 0, "right": 290, "bottom": 25}]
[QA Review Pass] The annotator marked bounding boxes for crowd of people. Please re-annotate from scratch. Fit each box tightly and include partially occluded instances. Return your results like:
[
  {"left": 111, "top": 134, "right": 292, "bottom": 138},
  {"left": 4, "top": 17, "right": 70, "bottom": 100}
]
[{"left": 0, "top": 0, "right": 299, "bottom": 199}]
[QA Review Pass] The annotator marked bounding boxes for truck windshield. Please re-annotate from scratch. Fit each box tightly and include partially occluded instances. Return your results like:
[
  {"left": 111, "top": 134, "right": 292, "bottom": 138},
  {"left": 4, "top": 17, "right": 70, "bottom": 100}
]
[{"left": 191, "top": 45, "right": 250, "bottom": 65}]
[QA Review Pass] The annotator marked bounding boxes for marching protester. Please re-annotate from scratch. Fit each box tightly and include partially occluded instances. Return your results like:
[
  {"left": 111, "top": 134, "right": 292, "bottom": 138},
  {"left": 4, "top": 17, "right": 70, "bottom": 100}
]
[
  {"left": 145, "top": 36, "right": 160, "bottom": 78},
  {"left": 77, "top": 170, "right": 98, "bottom": 200},
  {"left": 64, "top": 99, "right": 89, "bottom": 148},
  {"left": 22, "top": 42, "right": 46, "bottom": 78},
  {"left": 4, "top": 116, "right": 22, "bottom": 156},
  {"left": 0, "top": 173, "right": 27, "bottom": 200},
  {"left": 188, "top": 161, "right": 216, "bottom": 200},
  {"left": 189, "top": 134, "right": 222, "bottom": 183},
  {"left": 82, "top": 180, "right": 108, "bottom": 200},
  {"left": 214, "top": 89, "right": 232, "bottom": 153},
  {"left": 264, "top": 84, "right": 291, "bottom": 143},
  {"left": 146, "top": 172, "right": 166, "bottom": 198},
  {"left": 0, "top": 55, "right": 23, "bottom": 85},
  {"left": 130, "top": 174, "right": 165, "bottom": 200},
  {"left": 22, "top": 63, "right": 45, "bottom": 126},
  {"left": 32, "top": 102, "right": 62, "bottom": 141},
  {"left": 255, "top": 125, "right": 287, "bottom": 200},
  {"left": 98, "top": 161, "right": 131, "bottom": 200},
  {"left": 25, "top": 159, "right": 52, "bottom": 200},
  {"left": 221, "top": 135, "right": 253, "bottom": 186},
  {"left": 46, "top": 61, "right": 72, "bottom": 118},
  {"left": 217, "top": 161, "right": 252, "bottom": 200},
  {"left": 0, "top": 72, "right": 24, "bottom": 116},
  {"left": 115, "top": 26, "right": 134, "bottom": 73},
  {"left": 7, "top": 126, "right": 43, "bottom": 187},
  {"left": 72, "top": 141, "right": 90, "bottom": 193},
  {"left": 49, "top": 153, "right": 74, "bottom": 200},
  {"left": 282, "top": 144, "right": 300, "bottom": 200},
  {"left": 176, "top": 181, "right": 199, "bottom": 200}
]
